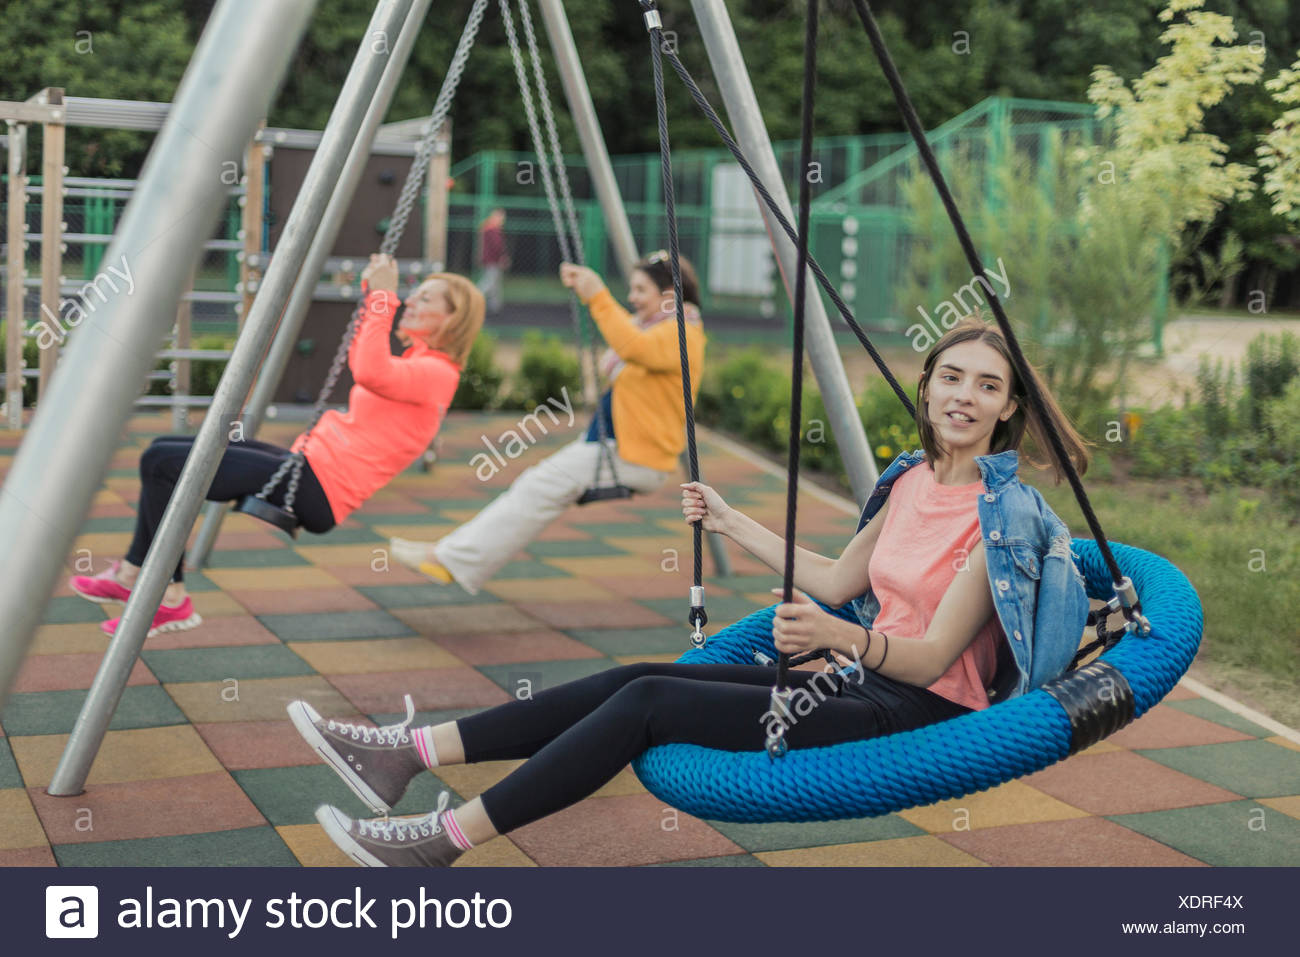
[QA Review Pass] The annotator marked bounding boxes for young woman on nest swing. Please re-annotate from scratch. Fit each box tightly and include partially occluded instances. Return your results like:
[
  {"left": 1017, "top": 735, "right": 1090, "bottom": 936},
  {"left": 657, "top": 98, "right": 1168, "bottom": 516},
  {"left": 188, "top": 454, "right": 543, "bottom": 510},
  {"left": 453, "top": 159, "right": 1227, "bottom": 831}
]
[{"left": 285, "top": 313, "right": 1090, "bottom": 866}]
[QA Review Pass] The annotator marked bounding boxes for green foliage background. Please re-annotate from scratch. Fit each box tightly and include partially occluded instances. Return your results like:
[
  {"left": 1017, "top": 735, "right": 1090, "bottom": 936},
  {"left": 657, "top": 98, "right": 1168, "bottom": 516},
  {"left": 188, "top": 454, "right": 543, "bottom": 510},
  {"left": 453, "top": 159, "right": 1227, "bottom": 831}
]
[
  {"left": 6, "top": 1, "right": 1295, "bottom": 166},
  {"left": 3, "top": 1, "right": 1299, "bottom": 294}
]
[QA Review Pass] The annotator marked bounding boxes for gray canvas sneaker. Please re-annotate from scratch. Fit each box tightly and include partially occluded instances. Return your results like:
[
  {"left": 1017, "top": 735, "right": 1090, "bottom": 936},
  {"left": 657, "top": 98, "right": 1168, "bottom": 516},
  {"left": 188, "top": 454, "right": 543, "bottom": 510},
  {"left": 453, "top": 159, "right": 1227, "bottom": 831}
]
[
  {"left": 288, "top": 695, "right": 425, "bottom": 814},
  {"left": 315, "top": 792, "right": 465, "bottom": 867}
]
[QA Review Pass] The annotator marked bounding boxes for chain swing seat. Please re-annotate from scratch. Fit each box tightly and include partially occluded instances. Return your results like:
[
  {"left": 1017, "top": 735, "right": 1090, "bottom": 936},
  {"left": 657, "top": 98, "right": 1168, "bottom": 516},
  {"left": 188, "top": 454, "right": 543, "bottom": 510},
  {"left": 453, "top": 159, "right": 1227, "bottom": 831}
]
[
  {"left": 232, "top": 0, "right": 488, "bottom": 537},
  {"left": 234, "top": 491, "right": 300, "bottom": 537},
  {"left": 575, "top": 433, "right": 634, "bottom": 504},
  {"left": 575, "top": 485, "right": 634, "bottom": 505},
  {"left": 625, "top": 0, "right": 1205, "bottom": 823}
]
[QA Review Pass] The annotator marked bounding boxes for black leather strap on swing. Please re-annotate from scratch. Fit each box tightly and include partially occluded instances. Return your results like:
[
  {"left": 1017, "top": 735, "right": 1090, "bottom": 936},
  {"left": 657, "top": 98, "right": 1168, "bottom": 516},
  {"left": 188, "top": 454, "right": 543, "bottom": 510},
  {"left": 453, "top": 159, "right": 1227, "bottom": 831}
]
[
  {"left": 234, "top": 493, "right": 300, "bottom": 538},
  {"left": 576, "top": 484, "right": 634, "bottom": 505}
]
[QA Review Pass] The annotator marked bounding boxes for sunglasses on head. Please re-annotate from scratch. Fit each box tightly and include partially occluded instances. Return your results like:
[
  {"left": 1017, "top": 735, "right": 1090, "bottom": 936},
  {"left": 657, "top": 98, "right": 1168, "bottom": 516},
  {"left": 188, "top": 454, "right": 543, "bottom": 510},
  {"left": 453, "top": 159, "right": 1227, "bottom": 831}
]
[{"left": 644, "top": 249, "right": 672, "bottom": 265}]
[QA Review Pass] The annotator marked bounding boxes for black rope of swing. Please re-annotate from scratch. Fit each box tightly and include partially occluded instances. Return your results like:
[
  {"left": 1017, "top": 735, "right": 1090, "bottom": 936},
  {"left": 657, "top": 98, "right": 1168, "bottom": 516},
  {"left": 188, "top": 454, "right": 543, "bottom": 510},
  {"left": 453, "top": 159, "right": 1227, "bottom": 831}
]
[
  {"left": 847, "top": 0, "right": 1129, "bottom": 592},
  {"left": 656, "top": 50, "right": 915, "bottom": 420},
  {"left": 643, "top": 1, "right": 705, "bottom": 621},
  {"left": 775, "top": 0, "right": 819, "bottom": 692},
  {"left": 640, "top": 2, "right": 1143, "bottom": 670}
]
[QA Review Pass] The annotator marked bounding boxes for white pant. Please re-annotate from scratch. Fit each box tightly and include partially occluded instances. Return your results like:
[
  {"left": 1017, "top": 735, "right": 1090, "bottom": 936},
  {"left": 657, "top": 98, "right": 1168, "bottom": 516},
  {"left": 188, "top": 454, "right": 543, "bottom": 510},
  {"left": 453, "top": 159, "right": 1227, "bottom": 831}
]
[
  {"left": 479, "top": 265, "right": 504, "bottom": 313},
  {"left": 435, "top": 439, "right": 667, "bottom": 593}
]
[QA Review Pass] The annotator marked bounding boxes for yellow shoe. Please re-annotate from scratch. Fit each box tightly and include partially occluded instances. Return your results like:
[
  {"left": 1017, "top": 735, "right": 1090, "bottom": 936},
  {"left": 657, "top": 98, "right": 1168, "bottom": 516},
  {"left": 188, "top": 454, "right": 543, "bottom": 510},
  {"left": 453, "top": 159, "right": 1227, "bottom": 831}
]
[{"left": 417, "top": 561, "right": 454, "bottom": 585}]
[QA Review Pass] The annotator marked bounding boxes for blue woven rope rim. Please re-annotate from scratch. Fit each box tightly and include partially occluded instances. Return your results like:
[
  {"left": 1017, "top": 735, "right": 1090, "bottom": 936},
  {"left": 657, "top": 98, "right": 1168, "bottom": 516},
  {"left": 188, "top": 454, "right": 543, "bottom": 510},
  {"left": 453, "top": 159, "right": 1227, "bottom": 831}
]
[{"left": 631, "top": 539, "right": 1204, "bottom": 822}]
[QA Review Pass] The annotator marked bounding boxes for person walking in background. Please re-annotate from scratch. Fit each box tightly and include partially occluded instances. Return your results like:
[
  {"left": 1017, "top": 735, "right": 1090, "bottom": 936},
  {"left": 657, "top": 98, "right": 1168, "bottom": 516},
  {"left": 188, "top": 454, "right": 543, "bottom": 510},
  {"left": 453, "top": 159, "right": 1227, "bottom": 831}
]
[{"left": 478, "top": 208, "right": 508, "bottom": 315}]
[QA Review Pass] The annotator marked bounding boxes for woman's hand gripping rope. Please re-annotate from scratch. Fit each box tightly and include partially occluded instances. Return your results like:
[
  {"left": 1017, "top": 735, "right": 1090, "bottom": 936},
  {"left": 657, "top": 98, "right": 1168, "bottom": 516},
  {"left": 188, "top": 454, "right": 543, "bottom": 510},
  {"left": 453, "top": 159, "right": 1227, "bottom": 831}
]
[
  {"left": 769, "top": 588, "right": 841, "bottom": 658},
  {"left": 680, "top": 481, "right": 731, "bottom": 534}
]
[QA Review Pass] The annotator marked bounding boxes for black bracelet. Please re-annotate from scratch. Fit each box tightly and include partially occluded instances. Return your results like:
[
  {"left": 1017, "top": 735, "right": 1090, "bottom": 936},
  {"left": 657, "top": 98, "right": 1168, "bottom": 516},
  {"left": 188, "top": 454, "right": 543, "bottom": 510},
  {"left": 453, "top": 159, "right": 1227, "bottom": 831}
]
[{"left": 876, "top": 632, "right": 889, "bottom": 672}]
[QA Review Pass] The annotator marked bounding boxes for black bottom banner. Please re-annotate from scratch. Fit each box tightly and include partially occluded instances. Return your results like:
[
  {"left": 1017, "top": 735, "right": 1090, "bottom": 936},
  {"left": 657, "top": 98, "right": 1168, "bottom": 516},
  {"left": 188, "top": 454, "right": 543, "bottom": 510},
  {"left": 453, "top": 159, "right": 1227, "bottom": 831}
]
[{"left": 9, "top": 866, "right": 1290, "bottom": 955}]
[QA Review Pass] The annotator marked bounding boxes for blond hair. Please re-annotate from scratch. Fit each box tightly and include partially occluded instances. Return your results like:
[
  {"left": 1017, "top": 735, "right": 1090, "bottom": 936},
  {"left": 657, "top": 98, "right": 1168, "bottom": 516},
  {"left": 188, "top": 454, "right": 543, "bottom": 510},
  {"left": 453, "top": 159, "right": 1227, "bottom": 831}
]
[
  {"left": 426, "top": 273, "right": 484, "bottom": 366},
  {"left": 914, "top": 316, "right": 1091, "bottom": 482}
]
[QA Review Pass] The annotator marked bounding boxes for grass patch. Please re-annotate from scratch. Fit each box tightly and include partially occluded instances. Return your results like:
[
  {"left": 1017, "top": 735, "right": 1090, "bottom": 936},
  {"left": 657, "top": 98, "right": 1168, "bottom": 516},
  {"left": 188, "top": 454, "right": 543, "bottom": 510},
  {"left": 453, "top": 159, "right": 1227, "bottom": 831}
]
[{"left": 1035, "top": 466, "right": 1300, "bottom": 727}]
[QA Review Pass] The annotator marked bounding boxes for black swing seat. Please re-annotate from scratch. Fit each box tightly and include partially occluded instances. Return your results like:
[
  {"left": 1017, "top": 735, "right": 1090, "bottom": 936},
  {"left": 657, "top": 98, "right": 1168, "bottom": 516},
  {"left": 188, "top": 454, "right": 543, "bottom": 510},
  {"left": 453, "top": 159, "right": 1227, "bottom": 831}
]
[
  {"left": 576, "top": 484, "right": 635, "bottom": 506},
  {"left": 234, "top": 494, "right": 301, "bottom": 538}
]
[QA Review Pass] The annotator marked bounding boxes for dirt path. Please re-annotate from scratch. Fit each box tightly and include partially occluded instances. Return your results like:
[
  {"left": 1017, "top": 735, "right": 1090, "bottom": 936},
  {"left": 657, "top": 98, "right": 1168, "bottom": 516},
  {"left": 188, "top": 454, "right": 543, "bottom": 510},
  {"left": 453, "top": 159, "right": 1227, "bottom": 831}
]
[{"left": 1122, "top": 313, "right": 1300, "bottom": 407}]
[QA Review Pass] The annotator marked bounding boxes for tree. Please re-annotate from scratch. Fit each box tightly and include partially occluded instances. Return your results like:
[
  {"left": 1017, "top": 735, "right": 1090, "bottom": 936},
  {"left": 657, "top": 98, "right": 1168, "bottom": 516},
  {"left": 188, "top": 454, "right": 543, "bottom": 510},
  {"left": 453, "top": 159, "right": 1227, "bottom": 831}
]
[
  {"left": 1089, "top": 0, "right": 1262, "bottom": 241},
  {"left": 895, "top": 0, "right": 1265, "bottom": 423},
  {"left": 1258, "top": 53, "right": 1300, "bottom": 222},
  {"left": 0, "top": 0, "right": 194, "bottom": 175}
]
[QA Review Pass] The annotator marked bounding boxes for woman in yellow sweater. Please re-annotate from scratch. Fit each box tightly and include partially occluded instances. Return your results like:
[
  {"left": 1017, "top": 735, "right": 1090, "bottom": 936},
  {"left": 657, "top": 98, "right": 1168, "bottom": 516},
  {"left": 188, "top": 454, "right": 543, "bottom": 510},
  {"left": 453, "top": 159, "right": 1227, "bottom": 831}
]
[{"left": 390, "top": 252, "right": 706, "bottom": 593}]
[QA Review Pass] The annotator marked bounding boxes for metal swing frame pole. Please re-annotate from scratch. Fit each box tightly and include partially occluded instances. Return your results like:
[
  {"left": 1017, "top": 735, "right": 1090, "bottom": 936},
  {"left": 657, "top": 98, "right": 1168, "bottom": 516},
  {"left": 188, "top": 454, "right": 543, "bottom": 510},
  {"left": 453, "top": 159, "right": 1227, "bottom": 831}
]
[
  {"left": 187, "top": 0, "right": 435, "bottom": 571},
  {"left": 540, "top": 0, "right": 730, "bottom": 575},
  {"left": 0, "top": 0, "right": 318, "bottom": 714},
  {"left": 537, "top": 0, "right": 638, "bottom": 282},
  {"left": 46, "top": 0, "right": 420, "bottom": 796},
  {"left": 688, "top": 0, "right": 878, "bottom": 504}
]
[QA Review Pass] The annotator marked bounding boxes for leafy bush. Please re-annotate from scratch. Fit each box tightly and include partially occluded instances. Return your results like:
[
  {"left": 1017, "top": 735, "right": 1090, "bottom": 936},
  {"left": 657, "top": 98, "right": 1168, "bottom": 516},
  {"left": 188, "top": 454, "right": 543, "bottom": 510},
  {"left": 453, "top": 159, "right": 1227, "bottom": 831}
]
[
  {"left": 1195, "top": 355, "right": 1235, "bottom": 437},
  {"left": 450, "top": 333, "right": 506, "bottom": 411},
  {"left": 191, "top": 335, "right": 233, "bottom": 395},
  {"left": 0, "top": 323, "right": 40, "bottom": 407},
  {"left": 855, "top": 376, "right": 922, "bottom": 469},
  {"left": 1243, "top": 330, "right": 1299, "bottom": 429},
  {"left": 698, "top": 349, "right": 776, "bottom": 435},
  {"left": 697, "top": 348, "right": 922, "bottom": 484},
  {"left": 1266, "top": 376, "right": 1300, "bottom": 463},
  {"left": 1263, "top": 377, "right": 1300, "bottom": 510},
  {"left": 1121, "top": 331, "right": 1300, "bottom": 516},
  {"left": 0, "top": 324, "right": 233, "bottom": 407},
  {"left": 502, "top": 331, "right": 581, "bottom": 411},
  {"left": 1128, "top": 404, "right": 1207, "bottom": 479}
]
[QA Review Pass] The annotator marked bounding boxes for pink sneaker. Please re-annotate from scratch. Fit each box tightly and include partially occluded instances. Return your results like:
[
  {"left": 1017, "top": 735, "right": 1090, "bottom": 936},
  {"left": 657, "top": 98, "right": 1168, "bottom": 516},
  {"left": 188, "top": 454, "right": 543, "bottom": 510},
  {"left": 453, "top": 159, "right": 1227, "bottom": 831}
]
[
  {"left": 70, "top": 560, "right": 133, "bottom": 605},
  {"left": 100, "top": 597, "right": 203, "bottom": 638}
]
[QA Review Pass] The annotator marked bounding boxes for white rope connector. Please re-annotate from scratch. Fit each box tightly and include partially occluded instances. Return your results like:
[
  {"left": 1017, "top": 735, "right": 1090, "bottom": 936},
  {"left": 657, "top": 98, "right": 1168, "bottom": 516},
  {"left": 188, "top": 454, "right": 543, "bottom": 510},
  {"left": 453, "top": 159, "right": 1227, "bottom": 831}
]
[{"left": 643, "top": 10, "right": 662, "bottom": 31}]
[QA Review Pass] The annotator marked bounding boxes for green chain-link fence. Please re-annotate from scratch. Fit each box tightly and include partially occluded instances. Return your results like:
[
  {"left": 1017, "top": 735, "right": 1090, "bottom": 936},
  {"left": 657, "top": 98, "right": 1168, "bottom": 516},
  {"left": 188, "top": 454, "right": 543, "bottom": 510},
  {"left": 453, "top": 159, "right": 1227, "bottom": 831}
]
[{"left": 441, "top": 96, "right": 1165, "bottom": 340}]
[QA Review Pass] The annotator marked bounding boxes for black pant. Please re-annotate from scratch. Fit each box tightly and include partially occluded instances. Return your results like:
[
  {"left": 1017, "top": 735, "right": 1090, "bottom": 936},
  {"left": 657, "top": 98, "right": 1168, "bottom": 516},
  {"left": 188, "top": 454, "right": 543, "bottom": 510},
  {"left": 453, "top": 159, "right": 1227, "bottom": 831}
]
[
  {"left": 460, "top": 661, "right": 970, "bottom": 834},
  {"left": 127, "top": 435, "right": 335, "bottom": 582}
]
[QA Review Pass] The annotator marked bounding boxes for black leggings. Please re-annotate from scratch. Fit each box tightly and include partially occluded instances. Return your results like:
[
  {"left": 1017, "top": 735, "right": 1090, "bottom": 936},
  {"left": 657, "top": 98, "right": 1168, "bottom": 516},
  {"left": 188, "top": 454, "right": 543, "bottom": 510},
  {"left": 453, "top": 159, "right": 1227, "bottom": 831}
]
[
  {"left": 127, "top": 435, "right": 335, "bottom": 582},
  {"left": 460, "top": 661, "right": 970, "bottom": 834}
]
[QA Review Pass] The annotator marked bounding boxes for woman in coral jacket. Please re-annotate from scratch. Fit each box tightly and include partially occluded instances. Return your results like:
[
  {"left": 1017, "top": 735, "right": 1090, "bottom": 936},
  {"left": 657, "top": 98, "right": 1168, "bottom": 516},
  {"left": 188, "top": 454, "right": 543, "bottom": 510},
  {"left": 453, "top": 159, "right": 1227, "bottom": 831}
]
[{"left": 70, "top": 254, "right": 484, "bottom": 638}]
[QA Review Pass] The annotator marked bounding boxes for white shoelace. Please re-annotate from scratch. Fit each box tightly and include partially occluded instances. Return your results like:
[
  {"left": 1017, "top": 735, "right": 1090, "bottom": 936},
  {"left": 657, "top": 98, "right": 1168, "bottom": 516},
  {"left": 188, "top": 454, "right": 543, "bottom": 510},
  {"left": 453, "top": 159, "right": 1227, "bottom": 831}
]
[
  {"left": 326, "top": 694, "right": 417, "bottom": 746},
  {"left": 357, "top": 791, "right": 450, "bottom": 842}
]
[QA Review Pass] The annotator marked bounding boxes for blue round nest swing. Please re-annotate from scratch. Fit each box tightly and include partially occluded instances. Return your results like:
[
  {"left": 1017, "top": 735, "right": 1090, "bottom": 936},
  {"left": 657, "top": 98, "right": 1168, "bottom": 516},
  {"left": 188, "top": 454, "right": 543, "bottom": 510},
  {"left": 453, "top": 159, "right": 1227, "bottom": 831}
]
[{"left": 631, "top": 539, "right": 1204, "bottom": 822}]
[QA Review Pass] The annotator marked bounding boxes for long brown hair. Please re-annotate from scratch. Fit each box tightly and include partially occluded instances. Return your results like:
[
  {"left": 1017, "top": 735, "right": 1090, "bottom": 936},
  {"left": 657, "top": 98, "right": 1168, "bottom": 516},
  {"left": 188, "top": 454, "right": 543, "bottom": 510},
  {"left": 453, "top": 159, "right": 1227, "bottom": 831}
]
[
  {"left": 427, "top": 273, "right": 484, "bottom": 366},
  {"left": 915, "top": 316, "right": 1091, "bottom": 481}
]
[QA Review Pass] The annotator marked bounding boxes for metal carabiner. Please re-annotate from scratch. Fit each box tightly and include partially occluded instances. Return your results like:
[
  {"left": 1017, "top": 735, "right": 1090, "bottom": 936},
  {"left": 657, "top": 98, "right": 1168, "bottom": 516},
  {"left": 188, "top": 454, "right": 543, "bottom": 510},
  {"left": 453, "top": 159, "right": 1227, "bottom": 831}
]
[
  {"left": 764, "top": 687, "right": 792, "bottom": 759},
  {"left": 689, "top": 622, "right": 706, "bottom": 649},
  {"left": 1113, "top": 576, "right": 1153, "bottom": 636},
  {"left": 687, "top": 585, "right": 707, "bottom": 649}
]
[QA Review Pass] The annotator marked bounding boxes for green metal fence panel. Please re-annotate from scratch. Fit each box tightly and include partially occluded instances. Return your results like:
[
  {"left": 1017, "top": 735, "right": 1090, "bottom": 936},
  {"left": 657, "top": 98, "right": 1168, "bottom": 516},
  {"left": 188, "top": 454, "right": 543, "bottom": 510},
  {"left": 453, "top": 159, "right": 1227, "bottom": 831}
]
[{"left": 33, "top": 96, "right": 1170, "bottom": 344}]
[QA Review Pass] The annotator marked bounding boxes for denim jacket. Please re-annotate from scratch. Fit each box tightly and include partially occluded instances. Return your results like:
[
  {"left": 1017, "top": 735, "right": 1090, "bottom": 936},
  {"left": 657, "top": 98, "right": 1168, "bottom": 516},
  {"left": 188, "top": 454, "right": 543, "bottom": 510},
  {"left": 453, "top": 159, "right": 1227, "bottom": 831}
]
[{"left": 847, "top": 448, "right": 1089, "bottom": 701}]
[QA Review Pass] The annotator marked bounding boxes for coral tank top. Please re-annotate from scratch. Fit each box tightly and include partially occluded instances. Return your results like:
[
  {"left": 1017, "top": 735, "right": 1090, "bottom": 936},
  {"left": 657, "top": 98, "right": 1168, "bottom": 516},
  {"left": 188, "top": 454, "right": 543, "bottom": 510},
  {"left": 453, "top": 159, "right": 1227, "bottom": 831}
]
[{"left": 866, "top": 462, "right": 1003, "bottom": 710}]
